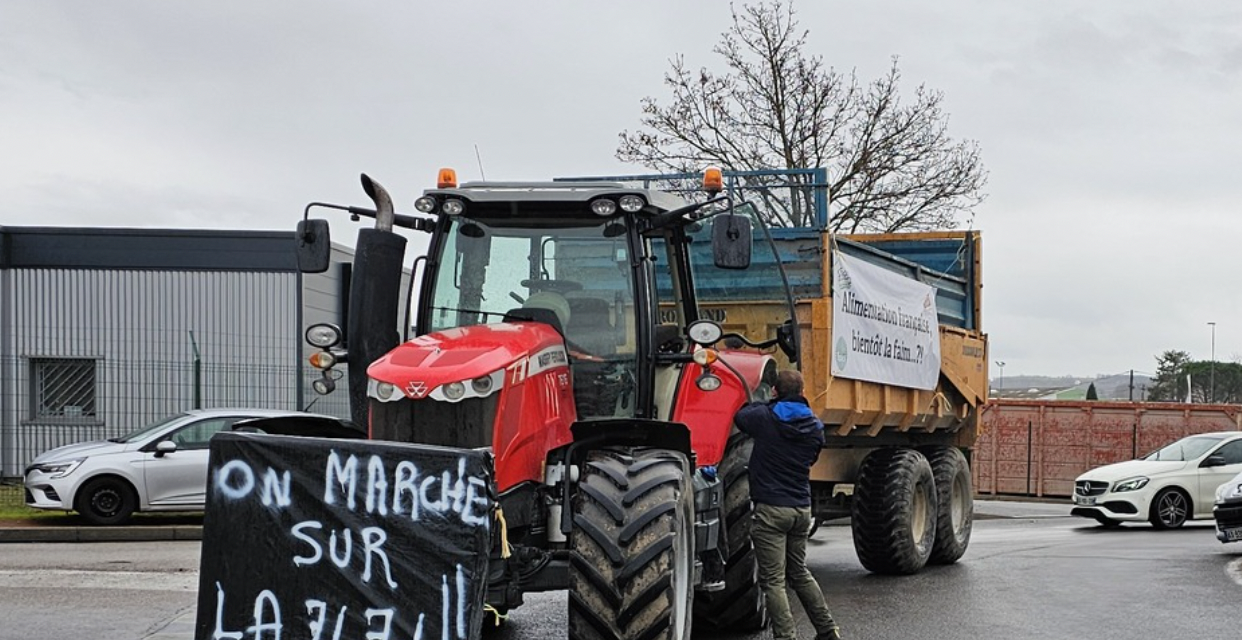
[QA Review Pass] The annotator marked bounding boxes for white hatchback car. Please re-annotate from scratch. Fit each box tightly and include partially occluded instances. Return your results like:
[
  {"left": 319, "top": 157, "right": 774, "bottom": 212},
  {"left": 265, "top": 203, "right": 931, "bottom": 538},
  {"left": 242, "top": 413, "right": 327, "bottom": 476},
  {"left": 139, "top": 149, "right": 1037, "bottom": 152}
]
[
  {"left": 23, "top": 408, "right": 350, "bottom": 525},
  {"left": 1071, "top": 431, "right": 1242, "bottom": 529}
]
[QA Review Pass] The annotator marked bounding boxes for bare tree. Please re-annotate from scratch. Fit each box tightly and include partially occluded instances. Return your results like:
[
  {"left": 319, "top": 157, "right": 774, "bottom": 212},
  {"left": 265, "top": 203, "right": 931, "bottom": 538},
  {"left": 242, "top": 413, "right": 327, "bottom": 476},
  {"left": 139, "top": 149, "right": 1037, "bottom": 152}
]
[{"left": 617, "top": 1, "right": 987, "bottom": 231}]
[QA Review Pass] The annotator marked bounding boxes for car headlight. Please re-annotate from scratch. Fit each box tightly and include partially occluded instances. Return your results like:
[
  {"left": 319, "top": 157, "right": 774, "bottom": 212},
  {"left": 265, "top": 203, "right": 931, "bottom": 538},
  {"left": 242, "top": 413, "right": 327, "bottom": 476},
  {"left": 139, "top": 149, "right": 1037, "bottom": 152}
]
[
  {"left": 1218, "top": 481, "right": 1242, "bottom": 503},
  {"left": 1112, "top": 476, "right": 1149, "bottom": 493},
  {"left": 30, "top": 458, "right": 84, "bottom": 479}
]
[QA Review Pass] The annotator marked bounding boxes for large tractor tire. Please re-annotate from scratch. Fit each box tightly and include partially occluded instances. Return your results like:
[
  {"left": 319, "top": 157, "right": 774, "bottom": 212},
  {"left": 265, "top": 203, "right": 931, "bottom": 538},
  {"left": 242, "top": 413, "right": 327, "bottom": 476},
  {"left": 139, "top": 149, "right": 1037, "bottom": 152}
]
[
  {"left": 921, "top": 445, "right": 973, "bottom": 565},
  {"left": 569, "top": 447, "right": 695, "bottom": 640},
  {"left": 851, "top": 448, "right": 938, "bottom": 575},
  {"left": 693, "top": 430, "right": 768, "bottom": 631}
]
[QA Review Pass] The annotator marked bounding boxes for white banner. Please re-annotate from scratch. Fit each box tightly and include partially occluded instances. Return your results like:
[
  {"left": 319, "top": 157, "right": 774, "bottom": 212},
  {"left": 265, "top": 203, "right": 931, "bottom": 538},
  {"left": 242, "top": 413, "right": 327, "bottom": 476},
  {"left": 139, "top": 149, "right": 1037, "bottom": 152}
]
[{"left": 830, "top": 251, "right": 941, "bottom": 390}]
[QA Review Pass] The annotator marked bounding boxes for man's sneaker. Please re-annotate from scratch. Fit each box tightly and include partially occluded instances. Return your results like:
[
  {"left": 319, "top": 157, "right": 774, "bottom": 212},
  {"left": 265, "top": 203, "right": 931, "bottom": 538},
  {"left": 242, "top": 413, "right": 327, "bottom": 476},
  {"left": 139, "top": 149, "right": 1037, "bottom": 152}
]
[{"left": 815, "top": 627, "right": 843, "bottom": 640}]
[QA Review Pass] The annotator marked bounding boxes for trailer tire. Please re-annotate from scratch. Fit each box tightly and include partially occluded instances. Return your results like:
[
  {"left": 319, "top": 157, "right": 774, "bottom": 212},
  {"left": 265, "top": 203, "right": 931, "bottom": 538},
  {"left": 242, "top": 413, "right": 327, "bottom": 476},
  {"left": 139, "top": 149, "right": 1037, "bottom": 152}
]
[
  {"left": 569, "top": 447, "right": 694, "bottom": 640},
  {"left": 693, "top": 431, "right": 768, "bottom": 631},
  {"left": 851, "top": 448, "right": 937, "bottom": 575},
  {"left": 921, "top": 445, "right": 973, "bottom": 565}
]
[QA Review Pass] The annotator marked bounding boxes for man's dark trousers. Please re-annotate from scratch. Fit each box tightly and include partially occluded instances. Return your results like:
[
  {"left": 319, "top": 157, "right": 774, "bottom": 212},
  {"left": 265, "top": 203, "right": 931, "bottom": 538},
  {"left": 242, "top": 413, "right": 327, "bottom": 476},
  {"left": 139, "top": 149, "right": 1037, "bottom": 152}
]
[{"left": 750, "top": 503, "right": 837, "bottom": 640}]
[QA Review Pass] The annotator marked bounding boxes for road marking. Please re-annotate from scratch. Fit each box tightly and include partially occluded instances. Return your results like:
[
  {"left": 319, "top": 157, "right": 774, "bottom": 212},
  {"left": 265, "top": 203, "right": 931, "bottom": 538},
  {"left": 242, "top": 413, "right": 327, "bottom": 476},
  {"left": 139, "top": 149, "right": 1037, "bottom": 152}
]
[
  {"left": 0, "top": 569, "right": 197, "bottom": 591},
  {"left": 1228, "top": 558, "right": 1242, "bottom": 587}
]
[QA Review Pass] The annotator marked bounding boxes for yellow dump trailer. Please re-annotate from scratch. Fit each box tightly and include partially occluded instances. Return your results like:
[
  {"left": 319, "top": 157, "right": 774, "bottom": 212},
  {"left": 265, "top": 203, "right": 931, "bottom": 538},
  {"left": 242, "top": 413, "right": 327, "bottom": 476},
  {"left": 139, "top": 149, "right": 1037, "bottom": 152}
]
[
  {"left": 702, "top": 228, "right": 986, "bottom": 574},
  {"left": 558, "top": 168, "right": 988, "bottom": 574}
]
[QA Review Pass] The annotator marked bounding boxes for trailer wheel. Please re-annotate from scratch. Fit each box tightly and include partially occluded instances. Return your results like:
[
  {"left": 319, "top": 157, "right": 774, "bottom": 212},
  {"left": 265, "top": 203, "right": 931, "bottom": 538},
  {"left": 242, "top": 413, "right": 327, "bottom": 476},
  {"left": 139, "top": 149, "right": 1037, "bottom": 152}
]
[
  {"left": 851, "top": 448, "right": 937, "bottom": 575},
  {"left": 693, "top": 431, "right": 768, "bottom": 631},
  {"left": 921, "top": 445, "right": 973, "bottom": 565},
  {"left": 569, "top": 447, "right": 694, "bottom": 640}
]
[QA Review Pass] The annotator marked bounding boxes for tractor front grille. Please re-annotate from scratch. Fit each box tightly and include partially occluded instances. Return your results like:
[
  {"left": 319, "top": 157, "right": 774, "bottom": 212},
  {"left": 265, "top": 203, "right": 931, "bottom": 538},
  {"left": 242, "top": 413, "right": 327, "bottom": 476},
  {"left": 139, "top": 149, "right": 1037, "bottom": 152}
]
[{"left": 371, "top": 395, "right": 499, "bottom": 450}]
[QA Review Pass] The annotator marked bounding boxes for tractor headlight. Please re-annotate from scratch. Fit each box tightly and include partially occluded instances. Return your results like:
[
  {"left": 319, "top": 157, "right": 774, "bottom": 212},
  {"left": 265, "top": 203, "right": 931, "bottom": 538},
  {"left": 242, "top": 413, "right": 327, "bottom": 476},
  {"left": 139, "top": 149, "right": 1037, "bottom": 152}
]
[
  {"left": 696, "top": 373, "right": 723, "bottom": 392},
  {"left": 1112, "top": 476, "right": 1149, "bottom": 493},
  {"left": 618, "top": 195, "right": 645, "bottom": 212},
  {"left": 441, "top": 199, "right": 466, "bottom": 216},
  {"left": 305, "top": 323, "right": 343, "bottom": 349},
  {"left": 443, "top": 381, "right": 467, "bottom": 401},
  {"left": 427, "top": 370, "right": 505, "bottom": 402},
  {"left": 414, "top": 196, "right": 437, "bottom": 213},
  {"left": 367, "top": 378, "right": 404, "bottom": 403},
  {"left": 590, "top": 198, "right": 617, "bottom": 216}
]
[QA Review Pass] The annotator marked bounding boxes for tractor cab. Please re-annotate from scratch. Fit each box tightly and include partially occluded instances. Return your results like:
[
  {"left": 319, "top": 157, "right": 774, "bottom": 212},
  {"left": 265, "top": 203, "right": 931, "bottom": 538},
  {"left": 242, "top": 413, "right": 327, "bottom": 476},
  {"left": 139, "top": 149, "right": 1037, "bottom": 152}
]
[{"left": 409, "top": 169, "right": 797, "bottom": 427}]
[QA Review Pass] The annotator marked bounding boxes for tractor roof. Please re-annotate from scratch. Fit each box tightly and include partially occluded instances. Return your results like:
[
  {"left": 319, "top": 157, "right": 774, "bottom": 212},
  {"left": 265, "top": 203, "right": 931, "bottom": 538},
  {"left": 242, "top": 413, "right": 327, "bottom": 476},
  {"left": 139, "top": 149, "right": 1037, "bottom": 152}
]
[{"left": 424, "top": 181, "right": 688, "bottom": 212}]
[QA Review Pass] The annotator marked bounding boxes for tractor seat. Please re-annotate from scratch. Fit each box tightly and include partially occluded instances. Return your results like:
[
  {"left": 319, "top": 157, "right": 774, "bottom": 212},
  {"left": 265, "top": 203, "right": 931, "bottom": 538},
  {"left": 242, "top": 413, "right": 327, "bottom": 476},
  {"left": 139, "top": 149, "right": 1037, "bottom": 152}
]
[{"left": 565, "top": 297, "right": 616, "bottom": 356}]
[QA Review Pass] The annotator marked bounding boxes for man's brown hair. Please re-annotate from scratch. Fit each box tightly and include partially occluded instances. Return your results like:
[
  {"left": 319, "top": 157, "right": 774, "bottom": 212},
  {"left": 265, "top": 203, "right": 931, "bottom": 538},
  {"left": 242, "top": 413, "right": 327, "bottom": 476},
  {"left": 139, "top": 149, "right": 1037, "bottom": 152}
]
[{"left": 775, "top": 369, "right": 804, "bottom": 399}]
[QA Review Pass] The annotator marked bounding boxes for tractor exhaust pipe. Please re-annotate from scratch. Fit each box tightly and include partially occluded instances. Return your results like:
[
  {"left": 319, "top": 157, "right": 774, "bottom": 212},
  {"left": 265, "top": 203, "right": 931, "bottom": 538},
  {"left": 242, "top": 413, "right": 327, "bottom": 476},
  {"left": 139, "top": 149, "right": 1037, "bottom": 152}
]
[{"left": 346, "top": 174, "right": 407, "bottom": 431}]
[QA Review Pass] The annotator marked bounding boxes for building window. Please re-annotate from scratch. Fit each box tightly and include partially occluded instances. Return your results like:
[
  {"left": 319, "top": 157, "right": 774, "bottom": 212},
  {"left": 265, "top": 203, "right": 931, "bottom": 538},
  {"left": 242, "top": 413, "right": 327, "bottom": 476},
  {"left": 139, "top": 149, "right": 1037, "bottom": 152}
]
[{"left": 30, "top": 358, "right": 98, "bottom": 421}]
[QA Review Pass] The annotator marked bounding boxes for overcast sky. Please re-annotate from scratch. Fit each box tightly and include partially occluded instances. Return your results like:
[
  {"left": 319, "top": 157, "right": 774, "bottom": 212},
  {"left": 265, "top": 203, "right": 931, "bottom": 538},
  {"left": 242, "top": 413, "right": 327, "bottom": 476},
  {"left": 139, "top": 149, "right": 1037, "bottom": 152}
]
[{"left": 3, "top": 1, "right": 1240, "bottom": 379}]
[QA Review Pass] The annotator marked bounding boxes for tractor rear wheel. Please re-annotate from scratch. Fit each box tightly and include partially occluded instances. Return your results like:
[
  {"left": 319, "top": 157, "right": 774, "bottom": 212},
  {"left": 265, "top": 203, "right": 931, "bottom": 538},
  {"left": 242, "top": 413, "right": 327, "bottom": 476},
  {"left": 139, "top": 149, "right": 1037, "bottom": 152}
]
[
  {"left": 921, "top": 445, "right": 973, "bottom": 565},
  {"left": 693, "top": 430, "right": 767, "bottom": 631},
  {"left": 569, "top": 447, "right": 694, "bottom": 640},
  {"left": 851, "top": 448, "right": 937, "bottom": 575}
]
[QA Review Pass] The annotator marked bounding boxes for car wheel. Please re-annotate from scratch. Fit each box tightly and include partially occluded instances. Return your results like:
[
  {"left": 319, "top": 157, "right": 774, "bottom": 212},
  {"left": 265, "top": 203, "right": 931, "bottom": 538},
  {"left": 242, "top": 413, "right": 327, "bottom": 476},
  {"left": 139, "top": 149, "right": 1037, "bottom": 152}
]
[
  {"left": 1148, "top": 487, "right": 1190, "bottom": 530},
  {"left": 76, "top": 477, "right": 137, "bottom": 526}
]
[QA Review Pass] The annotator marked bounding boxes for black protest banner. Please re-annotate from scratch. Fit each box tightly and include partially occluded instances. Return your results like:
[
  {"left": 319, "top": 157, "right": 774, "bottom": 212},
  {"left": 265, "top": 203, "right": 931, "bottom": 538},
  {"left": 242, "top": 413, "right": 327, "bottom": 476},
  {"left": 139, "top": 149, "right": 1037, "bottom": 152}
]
[{"left": 194, "top": 432, "right": 493, "bottom": 640}]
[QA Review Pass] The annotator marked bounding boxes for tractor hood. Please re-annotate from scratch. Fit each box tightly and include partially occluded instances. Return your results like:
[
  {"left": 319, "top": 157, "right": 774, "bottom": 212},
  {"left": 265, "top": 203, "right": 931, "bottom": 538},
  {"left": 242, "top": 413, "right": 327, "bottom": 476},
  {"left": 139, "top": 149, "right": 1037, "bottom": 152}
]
[{"left": 367, "top": 322, "right": 568, "bottom": 402}]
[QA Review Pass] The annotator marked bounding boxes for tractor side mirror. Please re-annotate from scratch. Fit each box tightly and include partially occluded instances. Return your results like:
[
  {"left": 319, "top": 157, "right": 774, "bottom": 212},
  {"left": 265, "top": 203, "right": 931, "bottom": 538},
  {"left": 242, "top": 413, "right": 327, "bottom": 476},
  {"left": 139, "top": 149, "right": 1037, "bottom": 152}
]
[
  {"left": 711, "top": 213, "right": 751, "bottom": 270},
  {"left": 777, "top": 319, "right": 799, "bottom": 363},
  {"left": 296, "top": 219, "right": 332, "bottom": 273}
]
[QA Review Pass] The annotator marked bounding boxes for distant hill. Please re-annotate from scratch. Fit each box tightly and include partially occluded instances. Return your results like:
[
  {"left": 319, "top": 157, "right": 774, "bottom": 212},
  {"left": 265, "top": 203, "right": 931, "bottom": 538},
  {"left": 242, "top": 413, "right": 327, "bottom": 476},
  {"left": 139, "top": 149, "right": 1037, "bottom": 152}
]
[{"left": 993, "top": 373, "right": 1155, "bottom": 401}]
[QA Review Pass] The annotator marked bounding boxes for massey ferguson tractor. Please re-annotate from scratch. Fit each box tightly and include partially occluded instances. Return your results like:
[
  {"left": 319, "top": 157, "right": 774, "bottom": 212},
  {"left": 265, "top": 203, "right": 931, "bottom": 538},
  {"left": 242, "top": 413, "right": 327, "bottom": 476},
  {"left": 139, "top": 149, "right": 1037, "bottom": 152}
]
[{"left": 293, "top": 167, "right": 987, "bottom": 639}]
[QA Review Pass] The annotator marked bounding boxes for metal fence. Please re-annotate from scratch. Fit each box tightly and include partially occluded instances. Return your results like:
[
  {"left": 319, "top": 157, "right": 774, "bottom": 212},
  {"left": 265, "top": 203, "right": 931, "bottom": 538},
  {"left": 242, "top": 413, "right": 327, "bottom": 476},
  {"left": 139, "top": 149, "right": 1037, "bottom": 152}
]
[{"left": 1, "top": 356, "right": 350, "bottom": 492}]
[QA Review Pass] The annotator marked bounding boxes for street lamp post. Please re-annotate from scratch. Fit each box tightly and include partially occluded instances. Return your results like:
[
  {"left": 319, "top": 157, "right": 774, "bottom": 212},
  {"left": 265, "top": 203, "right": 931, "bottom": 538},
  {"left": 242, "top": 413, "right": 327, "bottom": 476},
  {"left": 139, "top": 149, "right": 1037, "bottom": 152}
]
[
  {"left": 1209, "top": 321, "right": 1216, "bottom": 403},
  {"left": 995, "top": 361, "right": 1006, "bottom": 399}
]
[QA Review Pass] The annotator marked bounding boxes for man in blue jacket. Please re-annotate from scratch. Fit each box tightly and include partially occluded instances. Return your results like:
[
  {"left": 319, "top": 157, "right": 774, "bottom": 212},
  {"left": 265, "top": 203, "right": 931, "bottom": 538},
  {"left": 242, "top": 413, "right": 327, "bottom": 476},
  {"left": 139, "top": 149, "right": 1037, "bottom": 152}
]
[{"left": 735, "top": 369, "right": 841, "bottom": 640}]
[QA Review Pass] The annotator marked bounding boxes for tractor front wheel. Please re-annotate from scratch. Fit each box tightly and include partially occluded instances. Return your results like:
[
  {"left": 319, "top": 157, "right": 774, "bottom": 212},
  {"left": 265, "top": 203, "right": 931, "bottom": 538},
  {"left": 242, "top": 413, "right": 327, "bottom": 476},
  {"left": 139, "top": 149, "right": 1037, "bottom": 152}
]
[
  {"left": 569, "top": 447, "right": 694, "bottom": 640},
  {"left": 693, "top": 430, "right": 767, "bottom": 631}
]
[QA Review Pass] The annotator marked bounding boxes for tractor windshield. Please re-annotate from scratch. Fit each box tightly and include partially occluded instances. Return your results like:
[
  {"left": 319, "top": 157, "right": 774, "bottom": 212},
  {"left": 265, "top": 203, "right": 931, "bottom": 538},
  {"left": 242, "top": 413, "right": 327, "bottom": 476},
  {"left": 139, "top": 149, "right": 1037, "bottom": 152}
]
[{"left": 427, "top": 214, "right": 638, "bottom": 418}]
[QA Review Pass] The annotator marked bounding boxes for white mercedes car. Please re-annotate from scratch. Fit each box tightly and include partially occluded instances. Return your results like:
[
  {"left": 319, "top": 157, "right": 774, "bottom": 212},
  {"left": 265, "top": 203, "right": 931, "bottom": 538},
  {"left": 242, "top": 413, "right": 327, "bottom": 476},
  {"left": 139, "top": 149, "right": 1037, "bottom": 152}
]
[
  {"left": 1071, "top": 431, "right": 1242, "bottom": 529},
  {"left": 23, "top": 408, "right": 357, "bottom": 525}
]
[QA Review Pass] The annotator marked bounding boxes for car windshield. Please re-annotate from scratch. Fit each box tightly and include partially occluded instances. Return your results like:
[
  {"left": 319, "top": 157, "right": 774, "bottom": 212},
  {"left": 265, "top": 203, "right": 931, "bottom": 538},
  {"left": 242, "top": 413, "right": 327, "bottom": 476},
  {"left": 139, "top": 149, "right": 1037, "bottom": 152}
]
[
  {"left": 107, "top": 413, "right": 188, "bottom": 443},
  {"left": 1143, "top": 434, "right": 1227, "bottom": 461}
]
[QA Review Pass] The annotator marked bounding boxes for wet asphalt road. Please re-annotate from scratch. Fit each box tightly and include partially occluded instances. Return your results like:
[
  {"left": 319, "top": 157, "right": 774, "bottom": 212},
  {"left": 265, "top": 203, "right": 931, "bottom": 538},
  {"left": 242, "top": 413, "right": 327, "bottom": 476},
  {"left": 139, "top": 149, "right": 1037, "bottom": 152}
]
[
  {"left": 1, "top": 502, "right": 1239, "bottom": 640},
  {"left": 490, "top": 516, "right": 1242, "bottom": 640}
]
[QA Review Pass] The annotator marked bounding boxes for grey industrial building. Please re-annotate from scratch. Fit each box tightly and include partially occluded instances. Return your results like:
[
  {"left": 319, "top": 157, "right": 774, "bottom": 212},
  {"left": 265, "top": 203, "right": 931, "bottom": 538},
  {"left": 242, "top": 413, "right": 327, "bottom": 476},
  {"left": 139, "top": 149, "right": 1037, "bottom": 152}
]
[{"left": 0, "top": 226, "right": 359, "bottom": 478}]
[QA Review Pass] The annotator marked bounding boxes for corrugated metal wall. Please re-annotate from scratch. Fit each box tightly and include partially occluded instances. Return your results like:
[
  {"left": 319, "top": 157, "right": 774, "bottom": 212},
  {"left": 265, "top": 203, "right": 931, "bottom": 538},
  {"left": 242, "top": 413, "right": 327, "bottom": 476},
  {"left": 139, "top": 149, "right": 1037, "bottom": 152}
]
[{"left": 0, "top": 268, "right": 300, "bottom": 476}]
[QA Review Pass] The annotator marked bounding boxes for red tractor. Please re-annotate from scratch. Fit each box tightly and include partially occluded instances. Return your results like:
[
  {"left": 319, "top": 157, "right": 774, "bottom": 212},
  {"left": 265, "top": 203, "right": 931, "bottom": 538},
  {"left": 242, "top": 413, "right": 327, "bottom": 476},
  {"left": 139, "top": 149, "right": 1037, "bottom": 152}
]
[{"left": 297, "top": 169, "right": 799, "bottom": 639}]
